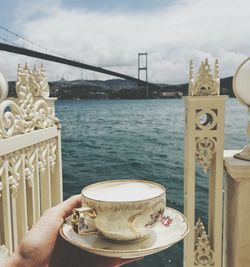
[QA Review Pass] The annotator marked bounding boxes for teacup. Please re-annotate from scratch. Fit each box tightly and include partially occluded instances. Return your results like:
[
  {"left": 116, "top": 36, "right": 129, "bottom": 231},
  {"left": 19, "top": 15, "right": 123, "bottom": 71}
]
[{"left": 72, "top": 180, "right": 166, "bottom": 242}]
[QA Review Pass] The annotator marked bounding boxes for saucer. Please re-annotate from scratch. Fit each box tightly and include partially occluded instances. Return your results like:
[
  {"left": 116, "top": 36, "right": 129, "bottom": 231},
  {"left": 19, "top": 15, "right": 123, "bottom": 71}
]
[{"left": 60, "top": 207, "right": 189, "bottom": 259}]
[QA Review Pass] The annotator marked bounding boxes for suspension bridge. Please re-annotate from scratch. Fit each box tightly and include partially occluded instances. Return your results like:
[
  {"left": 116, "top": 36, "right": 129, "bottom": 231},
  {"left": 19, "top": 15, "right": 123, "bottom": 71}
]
[{"left": 0, "top": 25, "right": 150, "bottom": 86}]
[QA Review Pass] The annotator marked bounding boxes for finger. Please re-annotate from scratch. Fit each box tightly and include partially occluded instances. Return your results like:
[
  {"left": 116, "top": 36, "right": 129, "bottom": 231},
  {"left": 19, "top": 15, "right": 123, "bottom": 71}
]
[{"left": 57, "top": 194, "right": 82, "bottom": 219}]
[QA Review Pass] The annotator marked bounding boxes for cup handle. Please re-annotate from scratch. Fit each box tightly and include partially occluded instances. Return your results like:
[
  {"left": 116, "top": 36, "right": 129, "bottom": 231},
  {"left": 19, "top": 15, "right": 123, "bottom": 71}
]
[{"left": 71, "top": 207, "right": 98, "bottom": 235}]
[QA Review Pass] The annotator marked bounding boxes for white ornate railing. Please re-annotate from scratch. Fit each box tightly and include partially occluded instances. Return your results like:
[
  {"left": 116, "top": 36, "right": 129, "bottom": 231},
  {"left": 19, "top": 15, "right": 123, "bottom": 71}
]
[{"left": 0, "top": 64, "right": 62, "bottom": 260}]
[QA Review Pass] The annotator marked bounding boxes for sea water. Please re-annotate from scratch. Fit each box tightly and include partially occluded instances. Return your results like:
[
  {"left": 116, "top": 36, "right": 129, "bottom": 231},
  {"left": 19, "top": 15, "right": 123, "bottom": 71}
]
[{"left": 56, "top": 98, "right": 248, "bottom": 267}]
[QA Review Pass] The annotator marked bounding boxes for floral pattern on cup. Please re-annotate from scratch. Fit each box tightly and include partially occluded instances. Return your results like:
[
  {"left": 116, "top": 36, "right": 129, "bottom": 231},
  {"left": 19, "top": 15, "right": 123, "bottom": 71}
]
[
  {"left": 145, "top": 208, "right": 165, "bottom": 228},
  {"left": 161, "top": 216, "right": 173, "bottom": 227},
  {"left": 79, "top": 217, "right": 89, "bottom": 231}
]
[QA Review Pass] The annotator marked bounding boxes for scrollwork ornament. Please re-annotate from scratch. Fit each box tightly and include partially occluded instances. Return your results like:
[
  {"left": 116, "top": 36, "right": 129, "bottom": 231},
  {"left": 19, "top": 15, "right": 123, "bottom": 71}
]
[
  {"left": 196, "top": 137, "right": 216, "bottom": 173},
  {"left": 194, "top": 218, "right": 214, "bottom": 266},
  {"left": 38, "top": 143, "right": 47, "bottom": 174},
  {"left": 195, "top": 232, "right": 214, "bottom": 266},
  {"left": 34, "top": 99, "right": 50, "bottom": 129},
  {"left": 0, "top": 100, "right": 24, "bottom": 138},
  {"left": 49, "top": 139, "right": 57, "bottom": 172},
  {"left": 0, "top": 63, "right": 58, "bottom": 139},
  {"left": 8, "top": 152, "right": 22, "bottom": 197},
  {"left": 25, "top": 148, "right": 35, "bottom": 188},
  {"left": 194, "top": 232, "right": 215, "bottom": 266}
]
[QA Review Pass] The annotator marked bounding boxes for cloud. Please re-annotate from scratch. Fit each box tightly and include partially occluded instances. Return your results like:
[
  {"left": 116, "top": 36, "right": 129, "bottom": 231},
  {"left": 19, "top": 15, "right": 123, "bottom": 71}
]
[{"left": 0, "top": 0, "right": 250, "bottom": 83}]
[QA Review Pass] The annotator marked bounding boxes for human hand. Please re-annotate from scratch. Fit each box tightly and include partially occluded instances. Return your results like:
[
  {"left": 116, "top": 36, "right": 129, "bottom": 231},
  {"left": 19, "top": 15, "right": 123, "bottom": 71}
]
[{"left": 4, "top": 195, "right": 142, "bottom": 267}]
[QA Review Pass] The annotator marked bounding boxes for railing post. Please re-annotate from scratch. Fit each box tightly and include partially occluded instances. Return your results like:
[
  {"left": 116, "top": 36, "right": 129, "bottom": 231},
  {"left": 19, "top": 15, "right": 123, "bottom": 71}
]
[
  {"left": 26, "top": 146, "right": 40, "bottom": 228},
  {"left": 51, "top": 130, "right": 63, "bottom": 206},
  {"left": 1, "top": 161, "right": 13, "bottom": 254},
  {"left": 184, "top": 59, "right": 228, "bottom": 267},
  {"left": 223, "top": 151, "right": 250, "bottom": 267},
  {"left": 39, "top": 143, "right": 52, "bottom": 213},
  {"left": 15, "top": 152, "right": 28, "bottom": 244}
]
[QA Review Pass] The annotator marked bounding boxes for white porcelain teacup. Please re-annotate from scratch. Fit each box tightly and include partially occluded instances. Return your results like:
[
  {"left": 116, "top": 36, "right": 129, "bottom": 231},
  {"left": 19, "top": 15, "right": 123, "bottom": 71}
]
[{"left": 72, "top": 180, "right": 166, "bottom": 242}]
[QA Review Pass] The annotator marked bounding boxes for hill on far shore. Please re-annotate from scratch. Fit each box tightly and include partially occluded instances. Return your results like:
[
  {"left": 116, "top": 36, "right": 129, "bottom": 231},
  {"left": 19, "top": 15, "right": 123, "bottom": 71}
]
[{"left": 7, "top": 76, "right": 235, "bottom": 99}]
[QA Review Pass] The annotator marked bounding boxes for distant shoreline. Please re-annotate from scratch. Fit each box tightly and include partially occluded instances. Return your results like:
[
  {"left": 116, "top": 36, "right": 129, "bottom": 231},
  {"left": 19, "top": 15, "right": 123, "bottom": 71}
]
[{"left": 7, "top": 76, "right": 235, "bottom": 99}]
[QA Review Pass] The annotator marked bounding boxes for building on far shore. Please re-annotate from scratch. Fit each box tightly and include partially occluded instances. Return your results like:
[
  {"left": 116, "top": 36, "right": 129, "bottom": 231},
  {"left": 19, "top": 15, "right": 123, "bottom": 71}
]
[
  {"left": 88, "top": 91, "right": 108, "bottom": 99},
  {"left": 158, "top": 91, "right": 183, "bottom": 99}
]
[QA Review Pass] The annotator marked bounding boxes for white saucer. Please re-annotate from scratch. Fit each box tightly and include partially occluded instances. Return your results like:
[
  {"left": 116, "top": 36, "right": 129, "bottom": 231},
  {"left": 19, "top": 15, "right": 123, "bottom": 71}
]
[{"left": 60, "top": 207, "right": 189, "bottom": 259}]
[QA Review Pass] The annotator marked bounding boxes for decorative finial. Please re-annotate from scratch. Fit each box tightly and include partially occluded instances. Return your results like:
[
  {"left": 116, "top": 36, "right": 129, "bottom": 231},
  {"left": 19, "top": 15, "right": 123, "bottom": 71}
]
[
  {"left": 190, "top": 60, "right": 194, "bottom": 80},
  {"left": 189, "top": 60, "right": 194, "bottom": 96},
  {"left": 214, "top": 59, "right": 219, "bottom": 79},
  {"left": 189, "top": 59, "right": 220, "bottom": 96},
  {"left": 24, "top": 62, "right": 29, "bottom": 71}
]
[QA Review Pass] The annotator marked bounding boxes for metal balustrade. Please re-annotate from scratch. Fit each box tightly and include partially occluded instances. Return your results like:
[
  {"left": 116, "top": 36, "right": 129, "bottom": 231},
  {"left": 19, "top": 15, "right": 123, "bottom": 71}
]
[{"left": 0, "top": 64, "right": 62, "bottom": 261}]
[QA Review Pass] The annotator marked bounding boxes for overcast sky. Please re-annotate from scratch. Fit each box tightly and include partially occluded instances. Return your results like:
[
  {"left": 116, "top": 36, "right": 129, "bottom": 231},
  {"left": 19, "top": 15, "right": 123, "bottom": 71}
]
[{"left": 0, "top": 0, "right": 249, "bottom": 83}]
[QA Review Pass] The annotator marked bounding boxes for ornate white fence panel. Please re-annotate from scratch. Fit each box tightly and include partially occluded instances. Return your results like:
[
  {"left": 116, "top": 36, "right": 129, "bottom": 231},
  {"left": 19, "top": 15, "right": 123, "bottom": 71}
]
[
  {"left": 0, "top": 64, "right": 62, "bottom": 259},
  {"left": 184, "top": 59, "right": 228, "bottom": 267}
]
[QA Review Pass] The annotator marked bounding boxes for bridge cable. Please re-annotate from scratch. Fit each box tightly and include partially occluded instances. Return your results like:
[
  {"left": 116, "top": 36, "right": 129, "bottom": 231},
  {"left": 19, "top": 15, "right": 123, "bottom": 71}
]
[{"left": 0, "top": 25, "right": 74, "bottom": 61}]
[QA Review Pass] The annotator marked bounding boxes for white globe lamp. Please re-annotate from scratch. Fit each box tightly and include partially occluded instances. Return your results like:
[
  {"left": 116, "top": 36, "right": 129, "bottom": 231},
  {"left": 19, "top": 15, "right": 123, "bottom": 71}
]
[
  {"left": 0, "top": 72, "right": 8, "bottom": 103},
  {"left": 233, "top": 57, "right": 250, "bottom": 161}
]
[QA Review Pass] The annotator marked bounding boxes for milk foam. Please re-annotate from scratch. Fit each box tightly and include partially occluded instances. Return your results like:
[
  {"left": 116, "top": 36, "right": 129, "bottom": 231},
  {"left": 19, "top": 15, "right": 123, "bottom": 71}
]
[{"left": 83, "top": 181, "right": 164, "bottom": 201}]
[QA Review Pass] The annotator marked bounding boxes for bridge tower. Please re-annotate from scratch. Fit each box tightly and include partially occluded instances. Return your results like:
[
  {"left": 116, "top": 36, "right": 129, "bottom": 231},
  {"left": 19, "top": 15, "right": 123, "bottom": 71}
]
[{"left": 138, "top": 52, "right": 148, "bottom": 97}]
